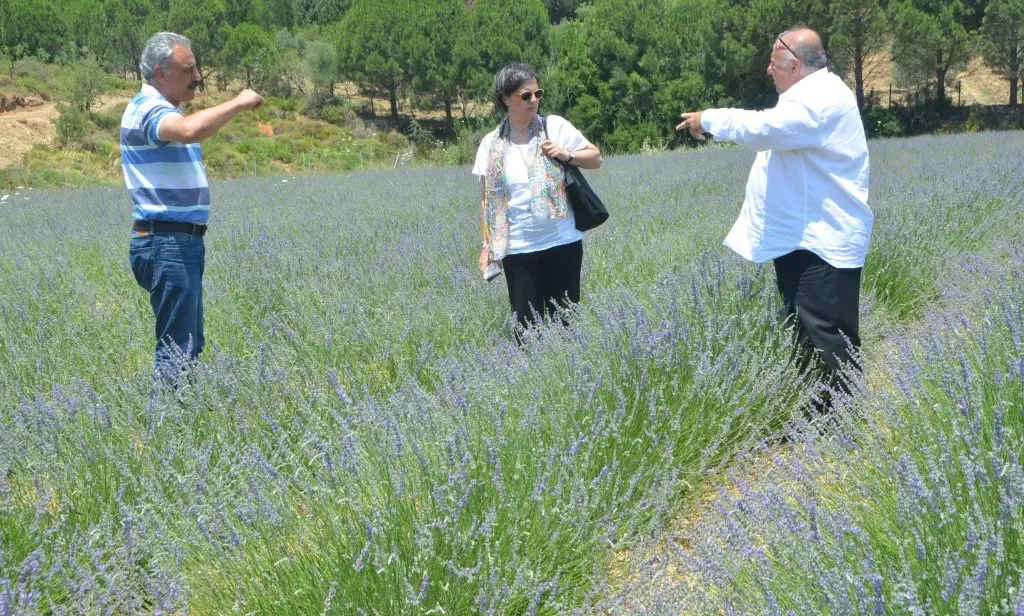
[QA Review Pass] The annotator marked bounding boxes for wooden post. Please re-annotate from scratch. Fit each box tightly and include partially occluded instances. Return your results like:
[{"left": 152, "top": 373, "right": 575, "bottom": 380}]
[{"left": 888, "top": 83, "right": 892, "bottom": 107}]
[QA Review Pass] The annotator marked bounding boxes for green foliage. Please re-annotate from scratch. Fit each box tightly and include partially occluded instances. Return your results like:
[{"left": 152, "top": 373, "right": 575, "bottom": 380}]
[
  {"left": 224, "top": 0, "right": 264, "bottom": 27},
  {"left": 58, "top": 55, "right": 107, "bottom": 112},
  {"left": 980, "top": 0, "right": 1024, "bottom": 104},
  {"left": 0, "top": 0, "right": 66, "bottom": 60},
  {"left": 12, "top": 56, "right": 56, "bottom": 81},
  {"left": 890, "top": 0, "right": 974, "bottom": 107},
  {"left": 0, "top": 146, "right": 117, "bottom": 188},
  {"left": 459, "top": 0, "right": 550, "bottom": 99},
  {"left": 54, "top": 104, "right": 90, "bottom": 147},
  {"left": 410, "top": 0, "right": 468, "bottom": 128},
  {"left": 828, "top": 0, "right": 888, "bottom": 108},
  {"left": 166, "top": 0, "right": 227, "bottom": 70},
  {"left": 101, "top": 0, "right": 155, "bottom": 78},
  {"left": 253, "top": 44, "right": 304, "bottom": 97},
  {"left": 0, "top": 0, "right": 1017, "bottom": 161},
  {"left": 862, "top": 103, "right": 905, "bottom": 138},
  {"left": 544, "top": 0, "right": 592, "bottom": 23},
  {"left": 339, "top": 0, "right": 423, "bottom": 124},
  {"left": 545, "top": 0, "right": 715, "bottom": 153},
  {"left": 219, "top": 22, "right": 273, "bottom": 88},
  {"left": 0, "top": 97, "right": 414, "bottom": 190},
  {"left": 303, "top": 39, "right": 339, "bottom": 94},
  {"left": 60, "top": 0, "right": 107, "bottom": 58}
]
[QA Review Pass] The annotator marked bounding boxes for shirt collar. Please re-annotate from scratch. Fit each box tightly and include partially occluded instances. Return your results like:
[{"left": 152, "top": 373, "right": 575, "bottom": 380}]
[
  {"left": 779, "top": 67, "right": 829, "bottom": 102},
  {"left": 140, "top": 83, "right": 179, "bottom": 109}
]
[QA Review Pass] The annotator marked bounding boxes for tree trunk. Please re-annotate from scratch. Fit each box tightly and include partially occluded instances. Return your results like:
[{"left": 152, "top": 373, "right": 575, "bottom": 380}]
[
  {"left": 854, "top": 40, "right": 865, "bottom": 109},
  {"left": 1011, "top": 43, "right": 1020, "bottom": 106},
  {"left": 935, "top": 50, "right": 946, "bottom": 108},
  {"left": 445, "top": 99, "right": 453, "bottom": 130},
  {"left": 389, "top": 88, "right": 399, "bottom": 125}
]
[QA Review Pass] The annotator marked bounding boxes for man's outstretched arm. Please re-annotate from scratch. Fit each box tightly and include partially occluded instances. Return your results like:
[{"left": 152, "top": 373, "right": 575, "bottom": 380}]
[{"left": 158, "top": 89, "right": 263, "bottom": 144}]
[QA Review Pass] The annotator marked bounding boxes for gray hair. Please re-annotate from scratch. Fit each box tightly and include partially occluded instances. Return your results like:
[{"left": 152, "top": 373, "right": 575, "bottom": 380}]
[
  {"left": 780, "top": 29, "right": 828, "bottom": 70},
  {"left": 493, "top": 63, "right": 539, "bottom": 113},
  {"left": 140, "top": 32, "right": 192, "bottom": 83},
  {"left": 792, "top": 40, "right": 828, "bottom": 70}
]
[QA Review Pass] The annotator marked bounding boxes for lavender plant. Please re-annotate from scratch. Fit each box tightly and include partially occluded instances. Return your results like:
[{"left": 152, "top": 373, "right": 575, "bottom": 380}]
[
  {"left": 0, "top": 131, "right": 1021, "bottom": 613},
  {"left": 599, "top": 249, "right": 1024, "bottom": 615}
]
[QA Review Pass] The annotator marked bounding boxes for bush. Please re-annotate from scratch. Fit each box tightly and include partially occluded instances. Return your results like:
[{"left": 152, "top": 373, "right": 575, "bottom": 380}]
[
  {"left": 55, "top": 104, "right": 89, "bottom": 147},
  {"left": 304, "top": 92, "right": 343, "bottom": 120},
  {"left": 862, "top": 104, "right": 904, "bottom": 138},
  {"left": 58, "top": 55, "right": 107, "bottom": 111},
  {"left": 89, "top": 110, "right": 122, "bottom": 132},
  {"left": 319, "top": 104, "right": 354, "bottom": 127},
  {"left": 12, "top": 56, "right": 55, "bottom": 81},
  {"left": 377, "top": 130, "right": 410, "bottom": 151}
]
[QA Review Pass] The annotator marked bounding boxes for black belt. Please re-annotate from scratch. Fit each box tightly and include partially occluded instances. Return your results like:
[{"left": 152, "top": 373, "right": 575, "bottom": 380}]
[{"left": 133, "top": 220, "right": 207, "bottom": 236}]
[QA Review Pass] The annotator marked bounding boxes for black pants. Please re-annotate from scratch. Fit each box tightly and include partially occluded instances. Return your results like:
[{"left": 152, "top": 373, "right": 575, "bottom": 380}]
[
  {"left": 773, "top": 250, "right": 862, "bottom": 404},
  {"left": 501, "top": 240, "right": 583, "bottom": 330}
]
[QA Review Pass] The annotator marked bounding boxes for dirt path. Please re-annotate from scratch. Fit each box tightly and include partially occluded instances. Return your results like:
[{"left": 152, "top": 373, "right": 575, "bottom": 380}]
[{"left": 0, "top": 93, "right": 134, "bottom": 168}]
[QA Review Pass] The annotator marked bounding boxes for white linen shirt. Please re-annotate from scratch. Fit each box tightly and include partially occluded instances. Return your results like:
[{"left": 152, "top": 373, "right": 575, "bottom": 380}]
[{"left": 701, "top": 68, "right": 872, "bottom": 268}]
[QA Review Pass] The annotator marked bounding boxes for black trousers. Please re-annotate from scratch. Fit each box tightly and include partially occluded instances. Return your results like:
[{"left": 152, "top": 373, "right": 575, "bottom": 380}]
[
  {"left": 501, "top": 240, "right": 583, "bottom": 330},
  {"left": 773, "top": 249, "right": 862, "bottom": 400}
]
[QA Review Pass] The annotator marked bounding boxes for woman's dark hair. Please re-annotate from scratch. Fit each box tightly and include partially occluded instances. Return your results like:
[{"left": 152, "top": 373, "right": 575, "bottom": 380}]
[{"left": 493, "top": 63, "right": 539, "bottom": 113}]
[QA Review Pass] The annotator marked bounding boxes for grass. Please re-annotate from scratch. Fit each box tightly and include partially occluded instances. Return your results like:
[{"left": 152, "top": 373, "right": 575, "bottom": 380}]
[
  {"left": 0, "top": 90, "right": 487, "bottom": 190},
  {"left": 0, "top": 131, "right": 1021, "bottom": 613}
]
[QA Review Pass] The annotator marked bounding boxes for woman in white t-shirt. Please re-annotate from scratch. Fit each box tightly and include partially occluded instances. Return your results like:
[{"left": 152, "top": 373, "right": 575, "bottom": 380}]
[{"left": 474, "top": 63, "right": 603, "bottom": 334}]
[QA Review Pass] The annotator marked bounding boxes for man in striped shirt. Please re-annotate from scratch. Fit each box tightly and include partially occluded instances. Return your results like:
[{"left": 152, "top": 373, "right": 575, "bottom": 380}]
[{"left": 123, "top": 32, "right": 262, "bottom": 380}]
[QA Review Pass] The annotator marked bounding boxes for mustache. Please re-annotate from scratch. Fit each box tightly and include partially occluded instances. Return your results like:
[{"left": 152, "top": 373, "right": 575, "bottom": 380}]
[{"left": 187, "top": 79, "right": 205, "bottom": 92}]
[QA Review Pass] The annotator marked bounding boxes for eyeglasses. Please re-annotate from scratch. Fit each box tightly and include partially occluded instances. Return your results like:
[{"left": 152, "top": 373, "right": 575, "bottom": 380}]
[
  {"left": 519, "top": 89, "right": 544, "bottom": 101},
  {"left": 773, "top": 32, "right": 799, "bottom": 61}
]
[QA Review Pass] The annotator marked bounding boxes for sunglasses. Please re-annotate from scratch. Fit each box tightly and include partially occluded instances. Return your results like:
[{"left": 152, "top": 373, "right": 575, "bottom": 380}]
[{"left": 518, "top": 89, "right": 544, "bottom": 102}]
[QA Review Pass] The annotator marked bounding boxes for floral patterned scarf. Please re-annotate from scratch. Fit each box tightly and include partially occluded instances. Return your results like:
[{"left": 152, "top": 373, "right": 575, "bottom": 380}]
[{"left": 481, "top": 116, "right": 570, "bottom": 260}]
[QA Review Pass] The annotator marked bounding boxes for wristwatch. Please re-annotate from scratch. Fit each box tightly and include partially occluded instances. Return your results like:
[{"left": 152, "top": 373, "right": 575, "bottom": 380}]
[{"left": 564, "top": 152, "right": 574, "bottom": 164}]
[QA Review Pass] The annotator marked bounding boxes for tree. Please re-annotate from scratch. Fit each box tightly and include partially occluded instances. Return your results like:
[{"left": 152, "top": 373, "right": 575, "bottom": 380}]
[
  {"left": 103, "top": 0, "right": 155, "bottom": 79},
  {"left": 411, "top": 0, "right": 469, "bottom": 128},
  {"left": 829, "top": 0, "right": 888, "bottom": 109},
  {"left": 890, "top": 0, "right": 973, "bottom": 107},
  {"left": 980, "top": 0, "right": 1024, "bottom": 105},
  {"left": 544, "top": 0, "right": 591, "bottom": 23},
  {"left": 61, "top": 0, "right": 108, "bottom": 59},
  {"left": 220, "top": 23, "right": 273, "bottom": 88},
  {"left": 545, "top": 0, "right": 715, "bottom": 151},
  {"left": 339, "top": 0, "right": 422, "bottom": 124},
  {"left": 59, "top": 54, "right": 107, "bottom": 111},
  {"left": 0, "top": 0, "right": 67, "bottom": 60},
  {"left": 167, "top": 0, "right": 227, "bottom": 77},
  {"left": 225, "top": 0, "right": 265, "bottom": 27},
  {"left": 264, "top": 0, "right": 297, "bottom": 30},
  {"left": 304, "top": 39, "right": 339, "bottom": 94},
  {"left": 458, "top": 0, "right": 550, "bottom": 100},
  {"left": 299, "top": 0, "right": 348, "bottom": 25}
]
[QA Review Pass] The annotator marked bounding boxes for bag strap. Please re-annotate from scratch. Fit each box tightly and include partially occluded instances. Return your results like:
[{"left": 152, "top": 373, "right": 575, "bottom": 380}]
[{"left": 541, "top": 115, "right": 568, "bottom": 169}]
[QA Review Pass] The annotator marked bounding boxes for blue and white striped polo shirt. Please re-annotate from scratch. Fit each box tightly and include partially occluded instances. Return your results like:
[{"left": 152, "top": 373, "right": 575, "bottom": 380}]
[{"left": 120, "top": 84, "right": 211, "bottom": 224}]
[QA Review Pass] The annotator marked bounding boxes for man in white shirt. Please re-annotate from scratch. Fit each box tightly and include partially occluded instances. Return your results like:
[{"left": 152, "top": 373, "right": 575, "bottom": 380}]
[{"left": 676, "top": 28, "right": 872, "bottom": 409}]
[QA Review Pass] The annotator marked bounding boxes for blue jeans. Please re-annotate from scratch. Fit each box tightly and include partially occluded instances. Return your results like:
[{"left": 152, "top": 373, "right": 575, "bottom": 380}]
[{"left": 129, "top": 230, "right": 205, "bottom": 378}]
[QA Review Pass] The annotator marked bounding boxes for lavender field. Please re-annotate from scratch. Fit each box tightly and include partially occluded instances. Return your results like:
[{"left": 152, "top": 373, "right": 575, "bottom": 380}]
[{"left": 0, "top": 132, "right": 1021, "bottom": 614}]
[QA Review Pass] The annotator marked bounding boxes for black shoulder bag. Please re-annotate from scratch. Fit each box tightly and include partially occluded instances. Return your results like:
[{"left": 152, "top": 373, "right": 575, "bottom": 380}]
[{"left": 542, "top": 116, "right": 608, "bottom": 232}]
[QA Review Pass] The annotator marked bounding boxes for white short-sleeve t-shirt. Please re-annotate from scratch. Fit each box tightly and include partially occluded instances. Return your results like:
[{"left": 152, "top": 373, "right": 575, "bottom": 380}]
[{"left": 473, "top": 114, "right": 590, "bottom": 255}]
